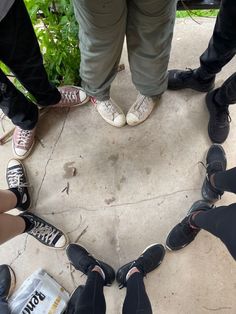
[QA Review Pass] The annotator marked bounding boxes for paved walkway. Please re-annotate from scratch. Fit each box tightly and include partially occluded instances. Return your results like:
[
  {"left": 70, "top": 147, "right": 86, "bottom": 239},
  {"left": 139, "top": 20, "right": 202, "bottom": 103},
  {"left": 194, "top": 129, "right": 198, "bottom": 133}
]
[{"left": 0, "top": 18, "right": 235, "bottom": 313}]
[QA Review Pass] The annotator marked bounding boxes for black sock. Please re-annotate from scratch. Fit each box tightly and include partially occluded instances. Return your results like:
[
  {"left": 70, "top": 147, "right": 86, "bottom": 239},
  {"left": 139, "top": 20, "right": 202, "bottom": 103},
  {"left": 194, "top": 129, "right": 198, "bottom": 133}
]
[
  {"left": 196, "top": 67, "right": 215, "bottom": 81},
  {"left": 8, "top": 188, "right": 22, "bottom": 208},
  {"left": 20, "top": 215, "right": 34, "bottom": 232}
]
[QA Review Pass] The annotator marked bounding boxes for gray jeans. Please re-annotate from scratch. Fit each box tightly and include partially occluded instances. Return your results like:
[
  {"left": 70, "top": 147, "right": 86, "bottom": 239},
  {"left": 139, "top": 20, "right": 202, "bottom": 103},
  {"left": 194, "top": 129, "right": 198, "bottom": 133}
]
[{"left": 73, "top": 0, "right": 177, "bottom": 100}]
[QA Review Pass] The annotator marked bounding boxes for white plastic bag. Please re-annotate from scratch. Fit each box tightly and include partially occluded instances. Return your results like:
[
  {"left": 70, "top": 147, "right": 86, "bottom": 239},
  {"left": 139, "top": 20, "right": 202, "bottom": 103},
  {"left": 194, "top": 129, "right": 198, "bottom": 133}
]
[{"left": 9, "top": 269, "right": 69, "bottom": 314}]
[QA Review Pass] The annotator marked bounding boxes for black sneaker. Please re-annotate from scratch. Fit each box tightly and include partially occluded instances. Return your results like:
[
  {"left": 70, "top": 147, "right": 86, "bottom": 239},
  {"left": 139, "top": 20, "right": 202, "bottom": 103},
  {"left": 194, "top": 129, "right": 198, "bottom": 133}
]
[
  {"left": 168, "top": 68, "right": 215, "bottom": 91},
  {"left": 20, "top": 212, "right": 68, "bottom": 249},
  {"left": 206, "top": 89, "right": 231, "bottom": 143},
  {"left": 6, "top": 159, "right": 31, "bottom": 211},
  {"left": 116, "top": 244, "right": 165, "bottom": 288},
  {"left": 201, "top": 144, "right": 227, "bottom": 203},
  {"left": 166, "top": 200, "right": 213, "bottom": 251},
  {"left": 66, "top": 244, "right": 115, "bottom": 286},
  {"left": 0, "top": 265, "right": 15, "bottom": 301}
]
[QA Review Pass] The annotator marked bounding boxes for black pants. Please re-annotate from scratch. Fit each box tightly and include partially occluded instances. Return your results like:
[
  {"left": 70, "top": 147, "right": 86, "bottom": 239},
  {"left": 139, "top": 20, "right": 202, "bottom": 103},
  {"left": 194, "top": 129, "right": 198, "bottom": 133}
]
[
  {"left": 193, "top": 166, "right": 236, "bottom": 260},
  {"left": 199, "top": 0, "right": 236, "bottom": 106},
  {"left": 65, "top": 271, "right": 152, "bottom": 314},
  {"left": 0, "top": 0, "right": 61, "bottom": 130}
]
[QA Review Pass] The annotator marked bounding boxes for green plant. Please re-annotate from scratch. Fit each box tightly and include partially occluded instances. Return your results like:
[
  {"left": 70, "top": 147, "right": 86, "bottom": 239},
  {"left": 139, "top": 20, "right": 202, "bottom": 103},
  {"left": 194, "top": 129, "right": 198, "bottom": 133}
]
[{"left": 25, "top": 0, "right": 80, "bottom": 86}]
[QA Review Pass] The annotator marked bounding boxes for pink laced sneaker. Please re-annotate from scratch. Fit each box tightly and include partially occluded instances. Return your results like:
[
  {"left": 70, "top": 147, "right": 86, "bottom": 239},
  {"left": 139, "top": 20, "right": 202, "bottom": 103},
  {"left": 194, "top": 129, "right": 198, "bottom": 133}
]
[
  {"left": 52, "top": 86, "right": 89, "bottom": 108},
  {"left": 12, "top": 126, "right": 36, "bottom": 159}
]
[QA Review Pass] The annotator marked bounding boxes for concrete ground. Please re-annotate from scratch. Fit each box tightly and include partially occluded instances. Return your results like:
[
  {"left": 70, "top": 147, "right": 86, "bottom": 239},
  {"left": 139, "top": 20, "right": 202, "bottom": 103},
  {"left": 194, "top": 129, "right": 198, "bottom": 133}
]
[{"left": 0, "top": 17, "right": 235, "bottom": 313}]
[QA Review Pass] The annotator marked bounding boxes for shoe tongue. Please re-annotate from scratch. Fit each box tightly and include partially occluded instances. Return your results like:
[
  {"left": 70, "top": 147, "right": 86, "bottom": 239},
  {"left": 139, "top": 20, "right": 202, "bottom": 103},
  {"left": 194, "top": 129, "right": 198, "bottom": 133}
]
[{"left": 207, "top": 161, "right": 223, "bottom": 177}]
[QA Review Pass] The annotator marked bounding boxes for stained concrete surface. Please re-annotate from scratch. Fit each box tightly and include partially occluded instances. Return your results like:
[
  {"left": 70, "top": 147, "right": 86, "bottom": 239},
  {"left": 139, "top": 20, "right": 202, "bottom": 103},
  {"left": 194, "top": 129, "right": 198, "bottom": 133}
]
[{"left": 0, "top": 18, "right": 235, "bottom": 313}]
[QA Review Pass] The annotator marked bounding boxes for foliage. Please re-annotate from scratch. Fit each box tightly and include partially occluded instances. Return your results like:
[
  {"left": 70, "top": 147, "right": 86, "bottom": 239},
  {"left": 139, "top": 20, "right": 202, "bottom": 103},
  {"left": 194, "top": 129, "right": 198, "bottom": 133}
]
[
  {"left": 25, "top": 0, "right": 80, "bottom": 86},
  {"left": 176, "top": 9, "right": 218, "bottom": 18}
]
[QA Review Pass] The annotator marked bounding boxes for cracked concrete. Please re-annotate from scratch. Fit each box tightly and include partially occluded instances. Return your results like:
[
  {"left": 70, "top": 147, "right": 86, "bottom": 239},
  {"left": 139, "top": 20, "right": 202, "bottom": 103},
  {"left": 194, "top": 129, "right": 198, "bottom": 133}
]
[{"left": 0, "top": 18, "right": 235, "bottom": 313}]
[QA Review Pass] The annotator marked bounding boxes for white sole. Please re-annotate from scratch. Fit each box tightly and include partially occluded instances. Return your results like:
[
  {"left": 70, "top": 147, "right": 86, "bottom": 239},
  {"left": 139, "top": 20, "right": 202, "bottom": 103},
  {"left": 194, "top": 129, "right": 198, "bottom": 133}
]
[{"left": 7, "top": 266, "right": 16, "bottom": 299}]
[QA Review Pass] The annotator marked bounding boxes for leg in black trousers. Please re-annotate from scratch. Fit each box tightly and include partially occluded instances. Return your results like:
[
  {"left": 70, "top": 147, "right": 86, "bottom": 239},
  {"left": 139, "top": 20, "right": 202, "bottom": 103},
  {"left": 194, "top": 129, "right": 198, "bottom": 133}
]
[
  {"left": 65, "top": 271, "right": 106, "bottom": 314},
  {"left": 213, "top": 167, "right": 236, "bottom": 194},
  {"left": 122, "top": 272, "right": 152, "bottom": 314},
  {"left": 0, "top": 0, "right": 60, "bottom": 130},
  {"left": 193, "top": 204, "right": 236, "bottom": 260},
  {"left": 200, "top": 0, "right": 236, "bottom": 76}
]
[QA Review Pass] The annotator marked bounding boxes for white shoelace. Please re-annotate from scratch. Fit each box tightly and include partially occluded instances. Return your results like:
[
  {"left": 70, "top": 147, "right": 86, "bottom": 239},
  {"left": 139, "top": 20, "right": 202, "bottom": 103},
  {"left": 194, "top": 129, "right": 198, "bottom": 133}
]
[
  {"left": 30, "top": 221, "right": 60, "bottom": 245},
  {"left": 16, "top": 129, "right": 33, "bottom": 147},
  {"left": 7, "top": 167, "right": 28, "bottom": 189},
  {"left": 133, "top": 95, "right": 152, "bottom": 113},
  {"left": 61, "top": 91, "right": 79, "bottom": 104},
  {"left": 97, "top": 100, "right": 118, "bottom": 114}
]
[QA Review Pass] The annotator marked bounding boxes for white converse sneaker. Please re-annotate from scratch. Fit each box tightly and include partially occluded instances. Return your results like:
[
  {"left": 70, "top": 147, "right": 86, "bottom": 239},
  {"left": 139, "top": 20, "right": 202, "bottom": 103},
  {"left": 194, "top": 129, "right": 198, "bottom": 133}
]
[
  {"left": 126, "top": 93, "right": 159, "bottom": 126},
  {"left": 91, "top": 97, "right": 126, "bottom": 127}
]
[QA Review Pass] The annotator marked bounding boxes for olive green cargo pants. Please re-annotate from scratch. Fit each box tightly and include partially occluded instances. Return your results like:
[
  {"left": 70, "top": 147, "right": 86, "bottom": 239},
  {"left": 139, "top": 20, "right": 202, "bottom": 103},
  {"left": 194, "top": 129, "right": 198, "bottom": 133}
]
[{"left": 73, "top": 0, "right": 177, "bottom": 100}]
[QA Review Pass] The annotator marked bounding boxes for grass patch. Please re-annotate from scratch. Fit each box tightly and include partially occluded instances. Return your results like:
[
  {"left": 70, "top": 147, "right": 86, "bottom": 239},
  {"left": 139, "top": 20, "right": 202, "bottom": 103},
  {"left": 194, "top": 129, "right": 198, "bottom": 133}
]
[{"left": 177, "top": 9, "right": 218, "bottom": 18}]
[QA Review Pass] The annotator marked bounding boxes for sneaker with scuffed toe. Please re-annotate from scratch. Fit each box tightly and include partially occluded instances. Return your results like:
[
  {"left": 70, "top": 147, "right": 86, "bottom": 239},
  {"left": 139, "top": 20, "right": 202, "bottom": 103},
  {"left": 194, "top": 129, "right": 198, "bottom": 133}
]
[
  {"left": 166, "top": 200, "right": 213, "bottom": 251},
  {"left": 20, "top": 212, "right": 68, "bottom": 249},
  {"left": 66, "top": 244, "right": 115, "bottom": 286},
  {"left": 6, "top": 159, "right": 31, "bottom": 211},
  {"left": 12, "top": 126, "right": 36, "bottom": 159},
  {"left": 206, "top": 89, "right": 231, "bottom": 143},
  {"left": 116, "top": 244, "right": 165, "bottom": 288},
  {"left": 0, "top": 265, "right": 16, "bottom": 302},
  {"left": 126, "top": 93, "right": 159, "bottom": 126},
  {"left": 91, "top": 97, "right": 126, "bottom": 127},
  {"left": 52, "top": 86, "right": 89, "bottom": 108},
  {"left": 168, "top": 68, "right": 215, "bottom": 91},
  {"left": 201, "top": 144, "right": 227, "bottom": 203}
]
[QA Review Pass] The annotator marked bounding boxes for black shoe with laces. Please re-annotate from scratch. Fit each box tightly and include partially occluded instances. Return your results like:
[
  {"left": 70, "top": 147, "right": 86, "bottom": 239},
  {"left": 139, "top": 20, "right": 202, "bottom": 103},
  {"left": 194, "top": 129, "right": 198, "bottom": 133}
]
[
  {"left": 206, "top": 89, "right": 231, "bottom": 143},
  {"left": 201, "top": 144, "right": 227, "bottom": 203},
  {"left": 66, "top": 244, "right": 115, "bottom": 286},
  {"left": 166, "top": 200, "right": 213, "bottom": 251},
  {"left": 20, "top": 212, "right": 67, "bottom": 249},
  {"left": 168, "top": 68, "right": 215, "bottom": 91},
  {"left": 0, "top": 265, "right": 15, "bottom": 302},
  {"left": 6, "top": 159, "right": 30, "bottom": 211},
  {"left": 116, "top": 244, "right": 165, "bottom": 288}
]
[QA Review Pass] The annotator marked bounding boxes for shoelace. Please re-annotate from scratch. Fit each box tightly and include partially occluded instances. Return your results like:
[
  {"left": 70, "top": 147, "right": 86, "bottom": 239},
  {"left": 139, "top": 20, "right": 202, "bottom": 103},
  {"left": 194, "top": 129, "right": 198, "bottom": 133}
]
[
  {"left": 7, "top": 168, "right": 28, "bottom": 189},
  {"left": 30, "top": 221, "right": 60, "bottom": 245},
  {"left": 16, "top": 129, "right": 33, "bottom": 147},
  {"left": 133, "top": 95, "right": 152, "bottom": 113},
  {"left": 61, "top": 90, "right": 79, "bottom": 104},
  {"left": 179, "top": 68, "right": 194, "bottom": 80},
  {"left": 216, "top": 107, "right": 231, "bottom": 124},
  {"left": 97, "top": 100, "right": 117, "bottom": 114}
]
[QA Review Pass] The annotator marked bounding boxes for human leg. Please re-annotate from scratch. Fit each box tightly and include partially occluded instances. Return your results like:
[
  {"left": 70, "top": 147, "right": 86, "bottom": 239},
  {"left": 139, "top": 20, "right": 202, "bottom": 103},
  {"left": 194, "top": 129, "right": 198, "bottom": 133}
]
[
  {"left": 66, "top": 272, "right": 106, "bottom": 314},
  {"left": 66, "top": 244, "right": 116, "bottom": 314},
  {"left": 72, "top": 0, "right": 126, "bottom": 127},
  {"left": 166, "top": 200, "right": 236, "bottom": 260},
  {"left": 0, "top": 265, "right": 15, "bottom": 314},
  {"left": 193, "top": 203, "right": 236, "bottom": 260},
  {"left": 117, "top": 244, "right": 165, "bottom": 314},
  {"left": 126, "top": 0, "right": 176, "bottom": 125}
]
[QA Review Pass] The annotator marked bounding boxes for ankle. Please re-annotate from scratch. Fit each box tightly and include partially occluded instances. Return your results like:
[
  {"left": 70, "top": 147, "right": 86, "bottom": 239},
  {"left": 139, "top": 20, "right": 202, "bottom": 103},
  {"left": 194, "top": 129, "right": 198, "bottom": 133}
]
[
  {"left": 91, "top": 265, "right": 105, "bottom": 281},
  {"left": 8, "top": 188, "right": 21, "bottom": 208},
  {"left": 126, "top": 267, "right": 140, "bottom": 282},
  {"left": 189, "top": 211, "right": 203, "bottom": 229}
]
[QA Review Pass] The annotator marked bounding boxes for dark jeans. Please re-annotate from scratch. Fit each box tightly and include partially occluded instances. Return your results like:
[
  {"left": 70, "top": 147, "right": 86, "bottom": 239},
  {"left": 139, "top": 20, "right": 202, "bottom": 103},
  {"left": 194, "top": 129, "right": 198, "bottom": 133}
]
[
  {"left": 0, "top": 300, "right": 10, "bottom": 314},
  {"left": 194, "top": 166, "right": 236, "bottom": 260},
  {"left": 0, "top": 0, "right": 61, "bottom": 130},
  {"left": 65, "top": 271, "right": 152, "bottom": 314},
  {"left": 199, "top": 0, "right": 236, "bottom": 106}
]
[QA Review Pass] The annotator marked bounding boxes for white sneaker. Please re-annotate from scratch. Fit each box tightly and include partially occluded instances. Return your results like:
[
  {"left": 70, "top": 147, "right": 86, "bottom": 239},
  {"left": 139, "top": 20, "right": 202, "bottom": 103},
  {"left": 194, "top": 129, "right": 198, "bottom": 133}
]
[
  {"left": 126, "top": 93, "right": 159, "bottom": 126},
  {"left": 91, "top": 97, "right": 126, "bottom": 127}
]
